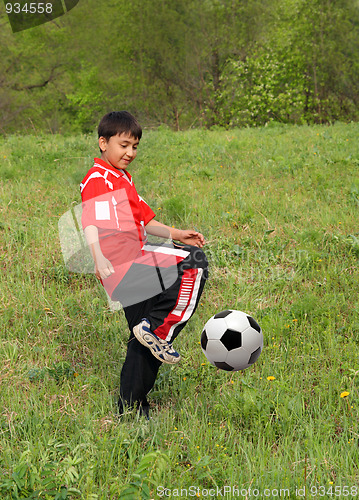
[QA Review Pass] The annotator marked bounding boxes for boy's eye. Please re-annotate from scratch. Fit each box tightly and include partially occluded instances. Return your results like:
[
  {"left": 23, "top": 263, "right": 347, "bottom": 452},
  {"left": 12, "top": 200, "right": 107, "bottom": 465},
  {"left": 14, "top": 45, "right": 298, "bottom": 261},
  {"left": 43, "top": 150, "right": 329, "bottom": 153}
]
[{"left": 120, "top": 143, "right": 138, "bottom": 149}]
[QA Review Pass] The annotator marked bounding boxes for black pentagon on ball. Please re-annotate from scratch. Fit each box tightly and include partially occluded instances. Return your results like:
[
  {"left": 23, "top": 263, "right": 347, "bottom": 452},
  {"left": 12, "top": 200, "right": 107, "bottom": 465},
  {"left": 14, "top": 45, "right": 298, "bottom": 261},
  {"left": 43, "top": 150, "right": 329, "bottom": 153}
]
[
  {"left": 248, "top": 346, "right": 262, "bottom": 365},
  {"left": 201, "top": 329, "right": 208, "bottom": 350},
  {"left": 214, "top": 360, "right": 233, "bottom": 371},
  {"left": 214, "top": 310, "right": 232, "bottom": 319},
  {"left": 220, "top": 329, "right": 242, "bottom": 350},
  {"left": 247, "top": 315, "right": 261, "bottom": 333}
]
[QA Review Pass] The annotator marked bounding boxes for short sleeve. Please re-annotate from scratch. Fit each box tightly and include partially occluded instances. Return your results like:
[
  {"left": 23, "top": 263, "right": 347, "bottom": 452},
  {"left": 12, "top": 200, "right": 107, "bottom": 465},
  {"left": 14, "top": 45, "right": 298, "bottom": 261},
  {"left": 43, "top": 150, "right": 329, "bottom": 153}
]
[
  {"left": 80, "top": 170, "right": 114, "bottom": 230},
  {"left": 138, "top": 194, "right": 156, "bottom": 225}
]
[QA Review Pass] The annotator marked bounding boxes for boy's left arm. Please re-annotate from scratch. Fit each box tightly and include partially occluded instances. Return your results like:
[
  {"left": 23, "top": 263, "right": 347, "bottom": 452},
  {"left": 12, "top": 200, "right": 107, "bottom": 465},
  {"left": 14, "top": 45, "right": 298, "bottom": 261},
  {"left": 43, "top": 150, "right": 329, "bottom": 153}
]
[{"left": 145, "top": 219, "right": 205, "bottom": 248}]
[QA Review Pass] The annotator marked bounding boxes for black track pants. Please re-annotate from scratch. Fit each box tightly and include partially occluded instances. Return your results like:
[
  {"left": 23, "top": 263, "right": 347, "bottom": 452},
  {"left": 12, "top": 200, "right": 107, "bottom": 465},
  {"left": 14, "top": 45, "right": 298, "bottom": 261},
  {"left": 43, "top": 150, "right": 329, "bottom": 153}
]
[{"left": 117, "top": 244, "right": 208, "bottom": 414}]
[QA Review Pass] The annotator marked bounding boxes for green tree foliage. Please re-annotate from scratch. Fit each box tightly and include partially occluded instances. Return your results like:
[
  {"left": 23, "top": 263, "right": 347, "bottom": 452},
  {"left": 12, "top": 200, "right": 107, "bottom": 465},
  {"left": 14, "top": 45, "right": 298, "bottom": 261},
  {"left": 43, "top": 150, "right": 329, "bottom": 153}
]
[
  {"left": 0, "top": 0, "right": 358, "bottom": 132},
  {"left": 216, "top": 0, "right": 359, "bottom": 126}
]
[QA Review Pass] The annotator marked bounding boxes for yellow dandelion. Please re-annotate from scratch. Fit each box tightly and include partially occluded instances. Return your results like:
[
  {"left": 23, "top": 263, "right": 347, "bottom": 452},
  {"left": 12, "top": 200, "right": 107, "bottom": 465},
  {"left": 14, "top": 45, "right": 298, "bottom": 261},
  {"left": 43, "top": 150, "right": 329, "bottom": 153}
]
[
  {"left": 73, "top": 372, "right": 79, "bottom": 377},
  {"left": 267, "top": 376, "right": 276, "bottom": 381},
  {"left": 340, "top": 391, "right": 350, "bottom": 398},
  {"left": 292, "top": 319, "right": 298, "bottom": 322},
  {"left": 183, "top": 377, "right": 187, "bottom": 381}
]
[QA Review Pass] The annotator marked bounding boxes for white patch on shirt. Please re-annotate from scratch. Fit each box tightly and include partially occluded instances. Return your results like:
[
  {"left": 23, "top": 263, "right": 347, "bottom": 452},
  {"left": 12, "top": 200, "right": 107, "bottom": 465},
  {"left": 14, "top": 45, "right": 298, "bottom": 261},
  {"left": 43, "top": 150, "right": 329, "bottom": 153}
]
[{"left": 95, "top": 201, "right": 110, "bottom": 220}]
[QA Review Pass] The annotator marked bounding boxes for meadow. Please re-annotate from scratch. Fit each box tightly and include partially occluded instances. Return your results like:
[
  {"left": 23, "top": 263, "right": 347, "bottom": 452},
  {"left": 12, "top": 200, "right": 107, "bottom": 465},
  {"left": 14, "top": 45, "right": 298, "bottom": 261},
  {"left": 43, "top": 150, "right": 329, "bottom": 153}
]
[{"left": 0, "top": 122, "right": 358, "bottom": 499}]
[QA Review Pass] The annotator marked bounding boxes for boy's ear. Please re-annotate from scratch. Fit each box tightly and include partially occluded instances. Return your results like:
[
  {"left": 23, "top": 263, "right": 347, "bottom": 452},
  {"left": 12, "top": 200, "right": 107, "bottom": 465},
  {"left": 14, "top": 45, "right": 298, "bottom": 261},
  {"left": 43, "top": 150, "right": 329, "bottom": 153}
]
[{"left": 99, "top": 136, "right": 107, "bottom": 152}]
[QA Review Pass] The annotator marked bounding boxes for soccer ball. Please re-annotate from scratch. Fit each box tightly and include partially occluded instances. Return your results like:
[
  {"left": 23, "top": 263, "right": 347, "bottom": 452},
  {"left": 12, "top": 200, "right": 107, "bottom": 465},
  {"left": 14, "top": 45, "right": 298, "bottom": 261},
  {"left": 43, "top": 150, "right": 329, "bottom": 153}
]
[{"left": 200, "top": 310, "right": 263, "bottom": 371}]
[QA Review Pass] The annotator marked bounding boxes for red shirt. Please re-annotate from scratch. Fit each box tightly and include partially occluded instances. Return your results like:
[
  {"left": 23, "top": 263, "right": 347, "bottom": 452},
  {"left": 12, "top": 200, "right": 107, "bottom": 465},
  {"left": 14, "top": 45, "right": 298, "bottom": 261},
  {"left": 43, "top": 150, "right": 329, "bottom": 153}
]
[{"left": 80, "top": 158, "right": 156, "bottom": 295}]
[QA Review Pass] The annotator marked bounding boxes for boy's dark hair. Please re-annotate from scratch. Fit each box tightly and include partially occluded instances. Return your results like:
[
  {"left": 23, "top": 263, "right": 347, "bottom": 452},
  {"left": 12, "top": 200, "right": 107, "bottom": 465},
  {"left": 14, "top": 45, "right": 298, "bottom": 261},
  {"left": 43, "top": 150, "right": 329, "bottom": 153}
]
[{"left": 98, "top": 111, "right": 142, "bottom": 143}]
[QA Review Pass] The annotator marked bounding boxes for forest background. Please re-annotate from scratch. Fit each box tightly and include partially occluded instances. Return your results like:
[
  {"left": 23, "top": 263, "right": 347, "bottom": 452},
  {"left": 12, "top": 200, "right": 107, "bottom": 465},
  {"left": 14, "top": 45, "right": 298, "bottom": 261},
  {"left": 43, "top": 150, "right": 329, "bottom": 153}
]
[{"left": 1, "top": 0, "right": 359, "bottom": 135}]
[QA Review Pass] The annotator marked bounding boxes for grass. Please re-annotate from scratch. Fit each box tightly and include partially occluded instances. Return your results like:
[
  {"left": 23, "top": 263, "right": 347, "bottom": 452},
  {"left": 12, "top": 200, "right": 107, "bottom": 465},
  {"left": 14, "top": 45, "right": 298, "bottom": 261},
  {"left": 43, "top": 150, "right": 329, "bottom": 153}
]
[{"left": 0, "top": 122, "right": 358, "bottom": 498}]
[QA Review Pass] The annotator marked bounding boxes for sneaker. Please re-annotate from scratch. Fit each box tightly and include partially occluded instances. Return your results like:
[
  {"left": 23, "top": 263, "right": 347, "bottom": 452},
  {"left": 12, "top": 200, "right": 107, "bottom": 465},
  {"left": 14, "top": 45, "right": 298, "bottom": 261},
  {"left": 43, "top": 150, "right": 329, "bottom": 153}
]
[{"left": 133, "top": 319, "right": 181, "bottom": 365}]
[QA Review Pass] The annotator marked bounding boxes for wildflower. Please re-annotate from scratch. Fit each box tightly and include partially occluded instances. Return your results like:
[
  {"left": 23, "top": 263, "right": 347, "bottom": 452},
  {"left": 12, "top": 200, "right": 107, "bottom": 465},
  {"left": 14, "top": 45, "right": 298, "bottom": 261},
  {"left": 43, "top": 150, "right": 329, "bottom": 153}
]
[
  {"left": 267, "top": 376, "right": 276, "bottom": 381},
  {"left": 74, "top": 372, "right": 79, "bottom": 377},
  {"left": 340, "top": 391, "right": 350, "bottom": 398},
  {"left": 183, "top": 377, "right": 187, "bottom": 381},
  {"left": 292, "top": 319, "right": 298, "bottom": 322}
]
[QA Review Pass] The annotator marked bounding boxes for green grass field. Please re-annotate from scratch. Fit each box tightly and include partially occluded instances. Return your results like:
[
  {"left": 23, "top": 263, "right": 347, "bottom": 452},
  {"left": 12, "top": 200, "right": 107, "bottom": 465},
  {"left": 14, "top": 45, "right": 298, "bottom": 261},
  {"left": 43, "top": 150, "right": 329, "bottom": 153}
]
[{"left": 0, "top": 123, "right": 358, "bottom": 499}]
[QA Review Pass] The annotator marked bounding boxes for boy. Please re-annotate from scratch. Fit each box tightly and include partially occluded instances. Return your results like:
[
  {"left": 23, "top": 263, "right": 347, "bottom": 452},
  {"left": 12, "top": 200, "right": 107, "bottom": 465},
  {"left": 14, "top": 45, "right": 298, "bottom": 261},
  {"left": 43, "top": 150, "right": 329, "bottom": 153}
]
[{"left": 80, "top": 111, "right": 208, "bottom": 417}]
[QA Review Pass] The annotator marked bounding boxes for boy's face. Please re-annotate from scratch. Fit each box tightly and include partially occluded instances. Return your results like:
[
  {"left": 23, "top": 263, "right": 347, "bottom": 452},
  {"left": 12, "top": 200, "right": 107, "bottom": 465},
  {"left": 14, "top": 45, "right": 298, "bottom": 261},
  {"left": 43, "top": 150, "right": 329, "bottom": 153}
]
[{"left": 99, "top": 132, "right": 139, "bottom": 170}]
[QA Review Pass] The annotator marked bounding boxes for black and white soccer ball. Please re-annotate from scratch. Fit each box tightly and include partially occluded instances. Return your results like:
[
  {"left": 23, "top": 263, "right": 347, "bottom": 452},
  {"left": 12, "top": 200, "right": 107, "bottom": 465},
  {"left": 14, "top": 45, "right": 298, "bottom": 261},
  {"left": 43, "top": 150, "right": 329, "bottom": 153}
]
[{"left": 200, "top": 310, "right": 263, "bottom": 371}]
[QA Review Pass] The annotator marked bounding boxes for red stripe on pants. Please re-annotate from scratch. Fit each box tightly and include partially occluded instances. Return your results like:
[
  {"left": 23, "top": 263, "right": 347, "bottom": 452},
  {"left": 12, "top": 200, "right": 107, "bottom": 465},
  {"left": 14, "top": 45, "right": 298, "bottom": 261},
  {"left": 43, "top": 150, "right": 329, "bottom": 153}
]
[{"left": 153, "top": 268, "right": 199, "bottom": 340}]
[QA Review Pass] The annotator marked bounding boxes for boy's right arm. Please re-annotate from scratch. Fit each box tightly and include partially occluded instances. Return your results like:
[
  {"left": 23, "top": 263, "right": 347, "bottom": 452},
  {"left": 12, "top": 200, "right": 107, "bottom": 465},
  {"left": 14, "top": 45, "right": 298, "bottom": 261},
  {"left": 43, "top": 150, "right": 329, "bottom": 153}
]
[{"left": 83, "top": 225, "right": 115, "bottom": 279}]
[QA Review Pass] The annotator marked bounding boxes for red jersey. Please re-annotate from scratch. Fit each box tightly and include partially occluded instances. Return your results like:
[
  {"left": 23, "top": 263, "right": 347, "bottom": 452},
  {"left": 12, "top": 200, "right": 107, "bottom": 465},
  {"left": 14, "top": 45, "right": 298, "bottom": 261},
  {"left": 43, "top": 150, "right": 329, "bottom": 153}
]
[
  {"left": 80, "top": 158, "right": 186, "bottom": 301},
  {"left": 80, "top": 158, "right": 156, "bottom": 294}
]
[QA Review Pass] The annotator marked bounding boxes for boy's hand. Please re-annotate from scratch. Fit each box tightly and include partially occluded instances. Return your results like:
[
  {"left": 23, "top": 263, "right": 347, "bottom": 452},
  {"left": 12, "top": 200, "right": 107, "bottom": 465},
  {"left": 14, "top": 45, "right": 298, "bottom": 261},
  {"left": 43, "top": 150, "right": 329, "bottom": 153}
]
[
  {"left": 94, "top": 255, "right": 115, "bottom": 280},
  {"left": 178, "top": 230, "right": 206, "bottom": 248}
]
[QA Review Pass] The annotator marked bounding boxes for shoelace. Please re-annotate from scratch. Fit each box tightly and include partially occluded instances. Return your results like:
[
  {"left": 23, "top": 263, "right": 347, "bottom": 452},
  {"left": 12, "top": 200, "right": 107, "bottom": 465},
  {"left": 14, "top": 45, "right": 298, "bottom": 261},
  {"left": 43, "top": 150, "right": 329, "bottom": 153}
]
[{"left": 158, "top": 338, "right": 176, "bottom": 354}]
